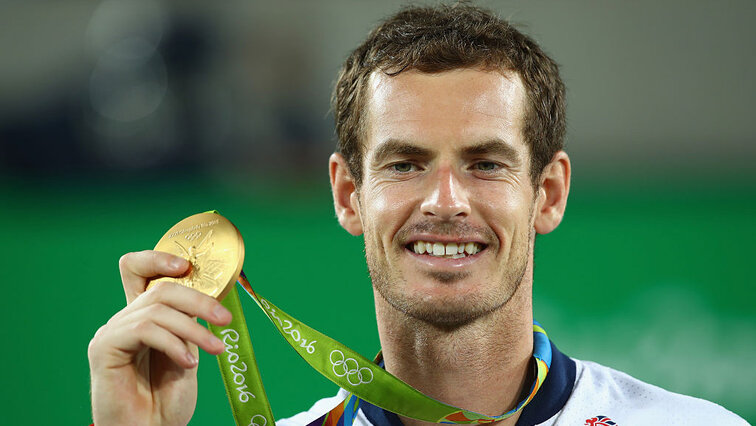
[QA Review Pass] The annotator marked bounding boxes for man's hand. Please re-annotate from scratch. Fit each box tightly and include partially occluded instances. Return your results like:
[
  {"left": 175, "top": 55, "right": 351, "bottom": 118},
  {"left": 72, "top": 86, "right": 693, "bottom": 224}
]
[{"left": 88, "top": 250, "right": 232, "bottom": 426}]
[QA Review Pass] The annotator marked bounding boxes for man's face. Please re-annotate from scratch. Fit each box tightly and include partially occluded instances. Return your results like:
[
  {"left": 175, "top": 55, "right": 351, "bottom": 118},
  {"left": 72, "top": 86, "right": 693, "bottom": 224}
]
[{"left": 355, "top": 68, "right": 539, "bottom": 328}]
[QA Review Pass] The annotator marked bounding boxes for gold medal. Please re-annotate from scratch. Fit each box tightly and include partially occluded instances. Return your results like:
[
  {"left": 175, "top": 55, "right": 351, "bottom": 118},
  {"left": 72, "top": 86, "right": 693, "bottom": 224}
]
[{"left": 146, "top": 211, "right": 244, "bottom": 300}]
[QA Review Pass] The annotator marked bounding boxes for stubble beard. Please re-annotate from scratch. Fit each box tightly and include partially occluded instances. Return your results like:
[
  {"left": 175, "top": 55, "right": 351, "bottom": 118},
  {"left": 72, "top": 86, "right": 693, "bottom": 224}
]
[{"left": 366, "top": 220, "right": 533, "bottom": 330}]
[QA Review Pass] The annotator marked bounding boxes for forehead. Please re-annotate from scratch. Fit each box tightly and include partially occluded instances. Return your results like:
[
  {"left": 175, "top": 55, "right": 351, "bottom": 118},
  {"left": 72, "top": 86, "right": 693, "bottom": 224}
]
[{"left": 364, "top": 68, "right": 527, "bottom": 154}]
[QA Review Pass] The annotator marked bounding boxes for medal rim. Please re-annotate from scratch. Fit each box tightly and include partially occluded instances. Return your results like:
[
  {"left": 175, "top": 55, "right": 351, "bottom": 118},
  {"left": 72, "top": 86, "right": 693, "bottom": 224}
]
[{"left": 147, "top": 211, "right": 245, "bottom": 300}]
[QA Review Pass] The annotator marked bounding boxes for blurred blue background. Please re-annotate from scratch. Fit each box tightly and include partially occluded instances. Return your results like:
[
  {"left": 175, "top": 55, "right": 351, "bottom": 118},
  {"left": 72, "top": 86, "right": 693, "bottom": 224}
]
[{"left": 0, "top": 1, "right": 753, "bottom": 424}]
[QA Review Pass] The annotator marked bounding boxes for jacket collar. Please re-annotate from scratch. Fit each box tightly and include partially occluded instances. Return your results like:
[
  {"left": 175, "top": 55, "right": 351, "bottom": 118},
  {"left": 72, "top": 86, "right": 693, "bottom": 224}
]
[{"left": 360, "top": 340, "right": 576, "bottom": 426}]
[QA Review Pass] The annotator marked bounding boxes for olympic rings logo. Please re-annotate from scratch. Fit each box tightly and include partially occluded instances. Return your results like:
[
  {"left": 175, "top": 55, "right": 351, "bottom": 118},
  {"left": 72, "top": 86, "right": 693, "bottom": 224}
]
[
  {"left": 247, "top": 414, "right": 267, "bottom": 426},
  {"left": 329, "top": 350, "right": 374, "bottom": 386}
]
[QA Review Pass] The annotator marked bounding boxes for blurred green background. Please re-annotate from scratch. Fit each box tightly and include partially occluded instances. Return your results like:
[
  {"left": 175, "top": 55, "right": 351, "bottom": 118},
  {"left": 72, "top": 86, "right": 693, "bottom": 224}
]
[{"left": 1, "top": 1, "right": 754, "bottom": 425}]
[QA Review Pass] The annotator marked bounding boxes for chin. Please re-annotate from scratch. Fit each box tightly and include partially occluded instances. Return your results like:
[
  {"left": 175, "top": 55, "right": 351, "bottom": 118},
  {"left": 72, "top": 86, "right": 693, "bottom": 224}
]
[
  {"left": 393, "top": 293, "right": 503, "bottom": 329},
  {"left": 376, "top": 279, "right": 508, "bottom": 329},
  {"left": 367, "top": 246, "right": 526, "bottom": 329}
]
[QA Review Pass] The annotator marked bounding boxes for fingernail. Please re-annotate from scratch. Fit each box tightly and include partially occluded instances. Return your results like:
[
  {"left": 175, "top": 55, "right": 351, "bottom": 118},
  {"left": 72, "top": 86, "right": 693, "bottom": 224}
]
[
  {"left": 213, "top": 305, "right": 228, "bottom": 321},
  {"left": 186, "top": 352, "right": 198, "bottom": 367},
  {"left": 170, "top": 258, "right": 187, "bottom": 270},
  {"left": 210, "top": 335, "right": 223, "bottom": 349}
]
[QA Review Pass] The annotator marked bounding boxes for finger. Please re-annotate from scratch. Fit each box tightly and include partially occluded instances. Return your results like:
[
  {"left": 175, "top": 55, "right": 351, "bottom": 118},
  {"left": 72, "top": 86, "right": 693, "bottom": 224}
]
[
  {"left": 119, "top": 250, "right": 190, "bottom": 303},
  {"left": 136, "top": 281, "right": 232, "bottom": 327},
  {"left": 140, "top": 303, "right": 226, "bottom": 355},
  {"left": 132, "top": 320, "right": 200, "bottom": 369},
  {"left": 90, "top": 316, "right": 197, "bottom": 371}
]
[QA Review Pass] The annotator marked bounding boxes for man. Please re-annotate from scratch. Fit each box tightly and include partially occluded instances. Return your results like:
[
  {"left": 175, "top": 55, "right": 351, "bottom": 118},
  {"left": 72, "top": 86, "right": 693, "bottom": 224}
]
[{"left": 88, "top": 4, "right": 747, "bottom": 426}]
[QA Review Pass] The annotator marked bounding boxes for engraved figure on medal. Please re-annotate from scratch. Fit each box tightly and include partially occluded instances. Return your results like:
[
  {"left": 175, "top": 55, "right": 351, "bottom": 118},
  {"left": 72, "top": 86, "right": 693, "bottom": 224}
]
[
  {"left": 147, "top": 212, "right": 244, "bottom": 301},
  {"left": 173, "top": 229, "right": 226, "bottom": 294}
]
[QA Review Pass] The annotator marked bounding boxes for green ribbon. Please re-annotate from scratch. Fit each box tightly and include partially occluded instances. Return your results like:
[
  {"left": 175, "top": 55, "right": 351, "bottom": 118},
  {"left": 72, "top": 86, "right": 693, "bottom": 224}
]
[
  {"left": 208, "top": 281, "right": 274, "bottom": 426},
  {"left": 208, "top": 271, "right": 551, "bottom": 425}
]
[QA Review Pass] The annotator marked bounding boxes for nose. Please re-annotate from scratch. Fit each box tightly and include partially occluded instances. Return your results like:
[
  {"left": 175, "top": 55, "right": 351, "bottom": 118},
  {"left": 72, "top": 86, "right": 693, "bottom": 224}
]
[{"left": 420, "top": 167, "right": 471, "bottom": 219}]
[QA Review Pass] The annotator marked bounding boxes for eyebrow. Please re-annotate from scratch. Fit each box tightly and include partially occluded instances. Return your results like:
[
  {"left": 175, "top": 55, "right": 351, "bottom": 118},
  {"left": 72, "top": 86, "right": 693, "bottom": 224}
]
[
  {"left": 370, "top": 139, "right": 432, "bottom": 166},
  {"left": 369, "top": 138, "right": 521, "bottom": 166},
  {"left": 462, "top": 139, "right": 521, "bottom": 165}
]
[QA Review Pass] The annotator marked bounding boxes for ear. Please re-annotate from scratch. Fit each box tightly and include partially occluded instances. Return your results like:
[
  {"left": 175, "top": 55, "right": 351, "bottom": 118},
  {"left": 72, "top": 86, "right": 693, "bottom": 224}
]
[
  {"left": 329, "top": 153, "right": 364, "bottom": 236},
  {"left": 534, "top": 151, "right": 571, "bottom": 234}
]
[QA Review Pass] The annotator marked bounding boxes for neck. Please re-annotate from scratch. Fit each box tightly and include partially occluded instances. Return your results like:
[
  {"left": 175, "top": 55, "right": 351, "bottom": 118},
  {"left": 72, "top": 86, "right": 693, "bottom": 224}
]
[{"left": 374, "top": 263, "right": 535, "bottom": 426}]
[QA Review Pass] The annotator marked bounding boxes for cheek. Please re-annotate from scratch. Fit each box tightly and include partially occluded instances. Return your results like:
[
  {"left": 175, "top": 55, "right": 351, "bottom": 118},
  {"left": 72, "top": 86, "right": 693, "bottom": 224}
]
[
  {"left": 476, "top": 180, "right": 526, "bottom": 209},
  {"left": 364, "top": 183, "right": 418, "bottom": 239},
  {"left": 472, "top": 184, "right": 533, "bottom": 238}
]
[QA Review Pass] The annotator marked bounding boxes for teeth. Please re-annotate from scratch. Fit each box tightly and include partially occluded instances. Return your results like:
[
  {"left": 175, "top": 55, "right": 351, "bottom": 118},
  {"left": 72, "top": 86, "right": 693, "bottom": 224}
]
[
  {"left": 465, "top": 242, "right": 475, "bottom": 255},
  {"left": 445, "top": 243, "right": 458, "bottom": 255},
  {"left": 411, "top": 241, "right": 482, "bottom": 258}
]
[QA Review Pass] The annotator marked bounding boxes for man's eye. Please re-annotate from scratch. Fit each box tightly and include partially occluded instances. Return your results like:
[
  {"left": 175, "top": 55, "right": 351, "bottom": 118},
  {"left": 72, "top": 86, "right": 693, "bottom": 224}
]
[
  {"left": 474, "top": 161, "right": 498, "bottom": 171},
  {"left": 391, "top": 163, "right": 415, "bottom": 173}
]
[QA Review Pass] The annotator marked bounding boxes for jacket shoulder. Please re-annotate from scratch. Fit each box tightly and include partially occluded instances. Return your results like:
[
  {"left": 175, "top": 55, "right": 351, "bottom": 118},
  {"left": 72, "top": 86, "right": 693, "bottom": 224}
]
[{"left": 546, "top": 359, "right": 748, "bottom": 426}]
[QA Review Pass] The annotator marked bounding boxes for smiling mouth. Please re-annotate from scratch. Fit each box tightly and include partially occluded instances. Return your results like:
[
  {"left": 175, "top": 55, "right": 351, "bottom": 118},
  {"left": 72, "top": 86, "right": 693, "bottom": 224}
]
[{"left": 406, "top": 241, "right": 485, "bottom": 259}]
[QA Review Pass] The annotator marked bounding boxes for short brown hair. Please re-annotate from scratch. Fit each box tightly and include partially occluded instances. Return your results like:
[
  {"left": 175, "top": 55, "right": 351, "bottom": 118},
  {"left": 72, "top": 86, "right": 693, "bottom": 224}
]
[{"left": 332, "top": 3, "right": 566, "bottom": 187}]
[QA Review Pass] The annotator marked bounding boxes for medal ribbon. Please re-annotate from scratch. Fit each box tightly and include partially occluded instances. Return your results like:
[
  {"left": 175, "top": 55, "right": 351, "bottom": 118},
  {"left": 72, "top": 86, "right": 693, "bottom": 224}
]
[{"left": 208, "top": 271, "right": 551, "bottom": 426}]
